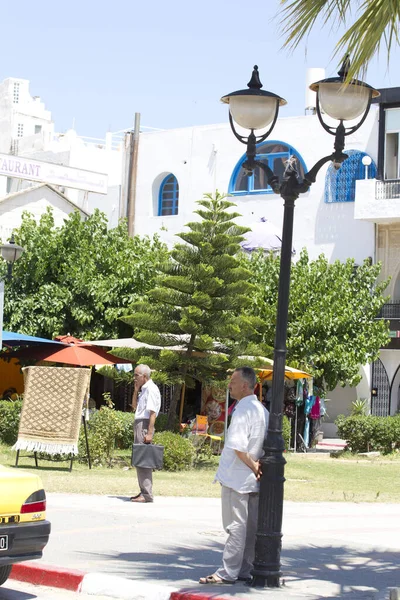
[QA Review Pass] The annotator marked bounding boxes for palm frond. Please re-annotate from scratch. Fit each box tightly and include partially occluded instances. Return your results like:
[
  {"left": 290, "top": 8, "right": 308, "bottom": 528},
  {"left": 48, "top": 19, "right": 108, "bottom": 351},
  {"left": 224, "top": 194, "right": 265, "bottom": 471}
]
[
  {"left": 279, "top": 0, "right": 400, "bottom": 81},
  {"left": 333, "top": 0, "right": 400, "bottom": 79},
  {"left": 280, "top": 0, "right": 352, "bottom": 51}
]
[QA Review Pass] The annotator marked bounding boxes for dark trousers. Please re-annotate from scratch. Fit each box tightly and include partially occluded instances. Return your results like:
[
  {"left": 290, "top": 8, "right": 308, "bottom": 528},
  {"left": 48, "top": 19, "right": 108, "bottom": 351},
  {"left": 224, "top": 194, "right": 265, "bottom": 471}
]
[{"left": 134, "top": 418, "right": 153, "bottom": 502}]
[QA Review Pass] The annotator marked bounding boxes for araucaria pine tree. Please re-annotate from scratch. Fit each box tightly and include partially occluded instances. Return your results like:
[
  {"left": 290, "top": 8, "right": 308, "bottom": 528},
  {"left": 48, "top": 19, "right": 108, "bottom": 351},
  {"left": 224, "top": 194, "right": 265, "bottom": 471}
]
[{"left": 119, "top": 192, "right": 266, "bottom": 427}]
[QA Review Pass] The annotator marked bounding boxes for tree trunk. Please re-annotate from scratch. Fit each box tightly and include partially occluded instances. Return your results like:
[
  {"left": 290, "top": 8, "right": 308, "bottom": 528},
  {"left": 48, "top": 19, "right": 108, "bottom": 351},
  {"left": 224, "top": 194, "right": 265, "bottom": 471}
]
[
  {"left": 167, "top": 383, "right": 182, "bottom": 431},
  {"left": 166, "top": 334, "right": 195, "bottom": 431}
]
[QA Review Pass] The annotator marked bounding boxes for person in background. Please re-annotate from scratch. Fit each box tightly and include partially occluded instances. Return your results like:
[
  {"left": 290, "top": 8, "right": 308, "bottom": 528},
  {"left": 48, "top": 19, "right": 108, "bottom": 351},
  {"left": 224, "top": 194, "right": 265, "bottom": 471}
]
[
  {"left": 130, "top": 364, "right": 161, "bottom": 503},
  {"left": 199, "top": 366, "right": 269, "bottom": 585}
]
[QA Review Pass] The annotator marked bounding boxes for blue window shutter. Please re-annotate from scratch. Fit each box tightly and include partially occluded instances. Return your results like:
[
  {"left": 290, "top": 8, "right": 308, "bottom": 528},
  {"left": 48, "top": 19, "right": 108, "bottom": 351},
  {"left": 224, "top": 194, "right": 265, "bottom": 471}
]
[
  {"left": 159, "top": 174, "right": 179, "bottom": 216},
  {"left": 324, "top": 151, "right": 377, "bottom": 203}
]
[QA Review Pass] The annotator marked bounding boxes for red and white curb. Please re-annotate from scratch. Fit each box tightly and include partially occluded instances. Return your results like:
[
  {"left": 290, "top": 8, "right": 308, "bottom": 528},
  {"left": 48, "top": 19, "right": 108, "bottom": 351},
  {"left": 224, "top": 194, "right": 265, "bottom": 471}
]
[
  {"left": 11, "top": 562, "right": 85, "bottom": 592},
  {"left": 10, "top": 563, "right": 235, "bottom": 600}
]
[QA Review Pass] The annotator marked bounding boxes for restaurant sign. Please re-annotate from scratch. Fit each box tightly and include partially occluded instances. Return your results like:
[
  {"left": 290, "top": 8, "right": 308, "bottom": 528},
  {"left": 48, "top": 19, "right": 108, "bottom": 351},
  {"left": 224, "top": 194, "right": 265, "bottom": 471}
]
[{"left": 0, "top": 153, "right": 108, "bottom": 194}]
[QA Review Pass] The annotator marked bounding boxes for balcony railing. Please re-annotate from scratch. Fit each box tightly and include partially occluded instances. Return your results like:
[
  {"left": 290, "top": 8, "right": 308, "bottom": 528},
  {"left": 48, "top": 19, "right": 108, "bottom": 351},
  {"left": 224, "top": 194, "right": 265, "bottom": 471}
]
[
  {"left": 376, "top": 180, "right": 400, "bottom": 200},
  {"left": 377, "top": 303, "right": 400, "bottom": 319}
]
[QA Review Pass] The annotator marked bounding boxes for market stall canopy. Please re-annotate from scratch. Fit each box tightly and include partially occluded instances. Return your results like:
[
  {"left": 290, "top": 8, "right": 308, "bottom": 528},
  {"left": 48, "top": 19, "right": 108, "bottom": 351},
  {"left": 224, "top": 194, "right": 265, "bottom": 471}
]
[
  {"left": 2, "top": 331, "right": 67, "bottom": 347},
  {"left": 3, "top": 344, "right": 131, "bottom": 366},
  {"left": 85, "top": 337, "right": 190, "bottom": 352},
  {"left": 258, "top": 365, "right": 311, "bottom": 380}
]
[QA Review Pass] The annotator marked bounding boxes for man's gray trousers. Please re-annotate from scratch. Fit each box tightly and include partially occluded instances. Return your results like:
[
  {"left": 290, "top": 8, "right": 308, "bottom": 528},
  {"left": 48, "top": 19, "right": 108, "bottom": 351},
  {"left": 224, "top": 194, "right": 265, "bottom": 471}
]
[
  {"left": 134, "top": 418, "right": 154, "bottom": 502},
  {"left": 215, "top": 485, "right": 259, "bottom": 581}
]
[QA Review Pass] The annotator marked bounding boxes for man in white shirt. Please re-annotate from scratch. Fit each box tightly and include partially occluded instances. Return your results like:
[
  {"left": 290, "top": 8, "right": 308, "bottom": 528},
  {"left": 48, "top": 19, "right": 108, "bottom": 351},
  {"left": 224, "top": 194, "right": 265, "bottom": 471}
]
[
  {"left": 130, "top": 364, "right": 161, "bottom": 503},
  {"left": 199, "top": 367, "right": 269, "bottom": 585}
]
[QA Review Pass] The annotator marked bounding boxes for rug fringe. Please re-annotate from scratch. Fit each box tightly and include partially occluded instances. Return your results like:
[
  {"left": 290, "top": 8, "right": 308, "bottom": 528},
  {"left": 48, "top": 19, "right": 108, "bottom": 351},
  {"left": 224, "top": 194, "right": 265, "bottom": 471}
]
[{"left": 12, "top": 440, "right": 79, "bottom": 455}]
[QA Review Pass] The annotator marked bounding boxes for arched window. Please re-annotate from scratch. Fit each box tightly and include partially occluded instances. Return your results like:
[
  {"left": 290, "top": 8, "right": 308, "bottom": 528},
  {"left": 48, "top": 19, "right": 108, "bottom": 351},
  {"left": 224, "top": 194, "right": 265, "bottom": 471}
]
[
  {"left": 229, "top": 141, "right": 307, "bottom": 195},
  {"left": 324, "top": 150, "right": 376, "bottom": 203},
  {"left": 158, "top": 174, "right": 179, "bottom": 216}
]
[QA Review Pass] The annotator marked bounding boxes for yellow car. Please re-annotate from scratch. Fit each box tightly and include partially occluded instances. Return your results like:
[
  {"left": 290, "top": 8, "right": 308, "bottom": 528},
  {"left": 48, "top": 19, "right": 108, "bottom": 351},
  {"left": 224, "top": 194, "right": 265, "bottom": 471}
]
[{"left": 0, "top": 465, "right": 51, "bottom": 586}]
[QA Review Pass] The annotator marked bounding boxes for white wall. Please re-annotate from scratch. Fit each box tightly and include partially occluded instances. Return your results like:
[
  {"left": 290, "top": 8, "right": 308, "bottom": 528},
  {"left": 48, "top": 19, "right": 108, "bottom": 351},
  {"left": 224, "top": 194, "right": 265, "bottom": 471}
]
[{"left": 134, "top": 109, "right": 378, "bottom": 263}]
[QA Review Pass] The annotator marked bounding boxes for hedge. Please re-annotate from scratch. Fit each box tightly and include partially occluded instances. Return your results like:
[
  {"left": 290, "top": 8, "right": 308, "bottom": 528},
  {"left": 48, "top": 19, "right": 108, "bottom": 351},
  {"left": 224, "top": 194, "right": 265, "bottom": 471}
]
[
  {"left": 153, "top": 431, "right": 196, "bottom": 471},
  {"left": 335, "top": 414, "right": 400, "bottom": 454},
  {"left": 0, "top": 400, "right": 22, "bottom": 445},
  {"left": 282, "top": 415, "right": 291, "bottom": 450}
]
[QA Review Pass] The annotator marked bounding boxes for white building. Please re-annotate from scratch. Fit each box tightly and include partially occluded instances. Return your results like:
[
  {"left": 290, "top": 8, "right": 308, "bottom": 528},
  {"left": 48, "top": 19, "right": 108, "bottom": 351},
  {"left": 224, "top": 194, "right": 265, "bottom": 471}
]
[
  {"left": 0, "top": 78, "right": 54, "bottom": 162},
  {"left": 0, "top": 77, "right": 123, "bottom": 233},
  {"left": 128, "top": 78, "right": 400, "bottom": 434},
  {"left": 0, "top": 184, "right": 89, "bottom": 242}
]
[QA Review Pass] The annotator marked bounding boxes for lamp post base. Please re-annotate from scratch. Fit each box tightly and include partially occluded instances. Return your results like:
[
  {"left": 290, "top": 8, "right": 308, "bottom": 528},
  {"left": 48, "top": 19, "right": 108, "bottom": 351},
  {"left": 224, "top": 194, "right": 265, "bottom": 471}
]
[{"left": 251, "top": 574, "right": 282, "bottom": 588}]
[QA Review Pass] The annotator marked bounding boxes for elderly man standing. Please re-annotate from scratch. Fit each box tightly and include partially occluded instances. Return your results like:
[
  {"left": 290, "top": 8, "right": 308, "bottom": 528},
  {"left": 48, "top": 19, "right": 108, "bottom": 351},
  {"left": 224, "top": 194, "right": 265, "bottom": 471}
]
[
  {"left": 199, "top": 366, "right": 269, "bottom": 585},
  {"left": 130, "top": 364, "right": 161, "bottom": 503}
]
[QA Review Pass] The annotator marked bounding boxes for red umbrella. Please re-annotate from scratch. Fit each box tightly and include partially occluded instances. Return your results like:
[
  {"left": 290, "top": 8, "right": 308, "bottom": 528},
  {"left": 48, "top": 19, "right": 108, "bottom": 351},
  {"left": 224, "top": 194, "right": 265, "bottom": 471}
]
[{"left": 5, "top": 344, "right": 131, "bottom": 366}]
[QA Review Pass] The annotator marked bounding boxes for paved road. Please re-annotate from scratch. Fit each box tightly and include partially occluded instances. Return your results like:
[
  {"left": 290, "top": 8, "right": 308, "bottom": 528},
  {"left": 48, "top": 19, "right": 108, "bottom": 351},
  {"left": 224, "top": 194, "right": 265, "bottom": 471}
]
[{"left": 33, "top": 493, "right": 400, "bottom": 598}]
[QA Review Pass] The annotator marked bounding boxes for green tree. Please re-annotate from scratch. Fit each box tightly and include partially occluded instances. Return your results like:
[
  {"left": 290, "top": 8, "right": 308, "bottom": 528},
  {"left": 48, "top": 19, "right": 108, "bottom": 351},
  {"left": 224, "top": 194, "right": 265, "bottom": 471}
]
[
  {"left": 2, "top": 208, "right": 169, "bottom": 340},
  {"left": 117, "top": 192, "right": 267, "bottom": 428},
  {"left": 242, "top": 248, "right": 390, "bottom": 390},
  {"left": 280, "top": 0, "right": 400, "bottom": 82}
]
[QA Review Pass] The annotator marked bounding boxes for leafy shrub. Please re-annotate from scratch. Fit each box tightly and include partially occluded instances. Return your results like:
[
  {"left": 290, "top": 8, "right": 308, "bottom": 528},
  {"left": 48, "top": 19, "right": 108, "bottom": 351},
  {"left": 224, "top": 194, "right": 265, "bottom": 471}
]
[
  {"left": 155, "top": 413, "right": 180, "bottom": 433},
  {"left": 282, "top": 416, "right": 291, "bottom": 450},
  {"left": 78, "top": 400, "right": 122, "bottom": 465},
  {"left": 114, "top": 412, "right": 135, "bottom": 449},
  {"left": 369, "top": 417, "right": 395, "bottom": 454},
  {"left": 113, "top": 411, "right": 179, "bottom": 450},
  {"left": 351, "top": 398, "right": 368, "bottom": 416},
  {"left": 152, "top": 431, "right": 196, "bottom": 471},
  {"left": 336, "top": 414, "right": 400, "bottom": 454},
  {"left": 192, "top": 436, "right": 214, "bottom": 465},
  {"left": 0, "top": 400, "right": 22, "bottom": 445}
]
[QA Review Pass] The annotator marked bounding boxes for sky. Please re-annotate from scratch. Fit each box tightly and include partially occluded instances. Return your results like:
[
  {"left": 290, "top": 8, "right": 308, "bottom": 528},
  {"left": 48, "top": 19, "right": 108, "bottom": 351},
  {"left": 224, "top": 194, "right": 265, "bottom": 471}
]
[{"left": 2, "top": 0, "right": 400, "bottom": 139}]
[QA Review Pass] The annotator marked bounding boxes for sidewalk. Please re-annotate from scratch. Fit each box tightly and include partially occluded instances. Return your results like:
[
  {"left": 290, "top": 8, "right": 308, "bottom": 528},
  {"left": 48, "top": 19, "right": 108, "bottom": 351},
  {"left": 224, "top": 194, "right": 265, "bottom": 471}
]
[{"left": 10, "top": 493, "right": 400, "bottom": 599}]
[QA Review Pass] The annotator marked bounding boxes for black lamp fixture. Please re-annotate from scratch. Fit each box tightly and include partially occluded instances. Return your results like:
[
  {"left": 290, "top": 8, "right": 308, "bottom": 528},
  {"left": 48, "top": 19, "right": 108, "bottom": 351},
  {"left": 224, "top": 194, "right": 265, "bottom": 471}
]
[
  {"left": 221, "top": 59, "right": 379, "bottom": 589},
  {"left": 0, "top": 235, "right": 25, "bottom": 280}
]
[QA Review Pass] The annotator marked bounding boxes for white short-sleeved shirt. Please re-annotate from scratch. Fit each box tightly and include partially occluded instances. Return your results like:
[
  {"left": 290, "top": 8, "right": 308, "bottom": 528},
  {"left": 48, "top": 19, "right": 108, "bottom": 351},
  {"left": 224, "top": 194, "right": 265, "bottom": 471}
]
[
  {"left": 215, "top": 394, "right": 269, "bottom": 493},
  {"left": 135, "top": 379, "right": 161, "bottom": 420}
]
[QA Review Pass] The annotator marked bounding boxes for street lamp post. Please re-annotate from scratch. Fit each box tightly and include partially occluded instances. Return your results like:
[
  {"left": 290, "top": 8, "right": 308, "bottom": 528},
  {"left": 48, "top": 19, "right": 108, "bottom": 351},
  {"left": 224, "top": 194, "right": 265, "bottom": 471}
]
[
  {"left": 221, "top": 59, "right": 379, "bottom": 588},
  {"left": 0, "top": 235, "right": 25, "bottom": 281}
]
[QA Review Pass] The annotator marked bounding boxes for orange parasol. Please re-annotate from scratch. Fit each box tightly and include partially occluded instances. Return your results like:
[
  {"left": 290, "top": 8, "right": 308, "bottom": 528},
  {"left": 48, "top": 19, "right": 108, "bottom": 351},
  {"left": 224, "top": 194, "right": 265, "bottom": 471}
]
[{"left": 5, "top": 344, "right": 131, "bottom": 366}]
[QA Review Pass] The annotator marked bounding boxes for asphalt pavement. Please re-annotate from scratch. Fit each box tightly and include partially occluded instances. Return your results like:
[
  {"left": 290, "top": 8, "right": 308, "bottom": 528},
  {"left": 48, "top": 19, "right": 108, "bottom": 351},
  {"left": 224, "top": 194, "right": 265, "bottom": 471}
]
[{"left": 22, "top": 492, "right": 400, "bottom": 599}]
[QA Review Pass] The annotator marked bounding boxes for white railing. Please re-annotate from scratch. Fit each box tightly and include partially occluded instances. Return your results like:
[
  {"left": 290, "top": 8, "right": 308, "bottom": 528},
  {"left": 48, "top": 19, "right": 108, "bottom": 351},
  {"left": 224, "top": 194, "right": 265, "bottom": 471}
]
[
  {"left": 376, "top": 180, "right": 400, "bottom": 200},
  {"left": 73, "top": 125, "right": 165, "bottom": 151}
]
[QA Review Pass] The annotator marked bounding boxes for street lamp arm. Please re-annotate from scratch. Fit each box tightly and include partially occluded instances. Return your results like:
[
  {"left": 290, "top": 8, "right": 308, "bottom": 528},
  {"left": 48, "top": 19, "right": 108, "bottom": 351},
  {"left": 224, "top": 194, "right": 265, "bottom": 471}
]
[
  {"left": 303, "top": 154, "right": 338, "bottom": 185},
  {"left": 252, "top": 160, "right": 280, "bottom": 194},
  {"left": 228, "top": 112, "right": 249, "bottom": 144}
]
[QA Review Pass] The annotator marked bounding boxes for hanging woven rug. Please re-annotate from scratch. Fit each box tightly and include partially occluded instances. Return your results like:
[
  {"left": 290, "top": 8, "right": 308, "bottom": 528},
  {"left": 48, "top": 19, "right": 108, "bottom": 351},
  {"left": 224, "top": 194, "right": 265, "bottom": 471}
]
[{"left": 13, "top": 366, "right": 91, "bottom": 455}]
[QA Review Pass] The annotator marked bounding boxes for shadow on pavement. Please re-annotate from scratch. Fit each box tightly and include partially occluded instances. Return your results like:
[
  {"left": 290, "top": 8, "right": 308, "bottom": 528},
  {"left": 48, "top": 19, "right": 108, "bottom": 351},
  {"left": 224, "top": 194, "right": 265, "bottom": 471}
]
[
  {"left": 0, "top": 588, "right": 35, "bottom": 600},
  {"left": 76, "top": 539, "right": 223, "bottom": 581},
  {"left": 74, "top": 543, "right": 400, "bottom": 597},
  {"left": 282, "top": 544, "right": 400, "bottom": 598},
  {"left": 108, "top": 496, "right": 133, "bottom": 502}
]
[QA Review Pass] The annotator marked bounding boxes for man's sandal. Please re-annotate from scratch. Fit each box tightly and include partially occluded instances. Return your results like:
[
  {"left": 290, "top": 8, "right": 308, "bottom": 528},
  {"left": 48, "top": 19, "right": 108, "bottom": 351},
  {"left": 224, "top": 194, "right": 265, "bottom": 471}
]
[{"left": 199, "top": 574, "right": 235, "bottom": 585}]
